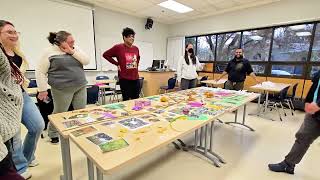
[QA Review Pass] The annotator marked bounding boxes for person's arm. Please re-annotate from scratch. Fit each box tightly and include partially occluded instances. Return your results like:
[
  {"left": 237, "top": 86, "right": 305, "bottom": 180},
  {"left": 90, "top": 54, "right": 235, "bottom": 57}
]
[
  {"left": 216, "top": 61, "right": 231, "bottom": 81},
  {"left": 102, "top": 45, "right": 119, "bottom": 66},
  {"left": 35, "top": 51, "right": 50, "bottom": 100},
  {"left": 176, "top": 56, "right": 183, "bottom": 82},
  {"left": 249, "top": 72, "right": 261, "bottom": 84},
  {"left": 246, "top": 61, "right": 261, "bottom": 84},
  {"left": 72, "top": 46, "right": 90, "bottom": 65},
  {"left": 195, "top": 57, "right": 203, "bottom": 71}
]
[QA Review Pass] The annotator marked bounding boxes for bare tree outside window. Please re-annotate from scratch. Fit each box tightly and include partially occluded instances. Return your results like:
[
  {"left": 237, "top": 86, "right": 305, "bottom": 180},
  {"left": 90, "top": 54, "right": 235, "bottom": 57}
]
[
  {"left": 242, "top": 28, "right": 273, "bottom": 61},
  {"left": 216, "top": 32, "right": 241, "bottom": 61},
  {"left": 196, "top": 35, "right": 215, "bottom": 61}
]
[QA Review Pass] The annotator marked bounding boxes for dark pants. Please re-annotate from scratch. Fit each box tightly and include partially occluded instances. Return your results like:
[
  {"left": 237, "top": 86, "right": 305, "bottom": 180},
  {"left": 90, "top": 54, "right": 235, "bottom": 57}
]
[
  {"left": 0, "top": 141, "right": 24, "bottom": 180},
  {"left": 180, "top": 78, "right": 197, "bottom": 90},
  {"left": 224, "top": 80, "right": 244, "bottom": 91},
  {"left": 285, "top": 114, "right": 320, "bottom": 166},
  {"left": 119, "top": 79, "right": 140, "bottom": 101}
]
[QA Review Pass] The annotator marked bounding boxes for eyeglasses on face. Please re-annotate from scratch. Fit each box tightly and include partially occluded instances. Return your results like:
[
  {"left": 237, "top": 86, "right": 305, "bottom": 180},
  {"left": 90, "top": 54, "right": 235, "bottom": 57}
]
[{"left": 0, "top": 30, "right": 20, "bottom": 36}]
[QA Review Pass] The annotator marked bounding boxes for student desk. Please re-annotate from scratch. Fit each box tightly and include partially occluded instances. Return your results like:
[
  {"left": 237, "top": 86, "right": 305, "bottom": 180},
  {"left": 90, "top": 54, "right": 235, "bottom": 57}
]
[
  {"left": 49, "top": 87, "right": 259, "bottom": 180},
  {"left": 249, "top": 82, "right": 291, "bottom": 120}
]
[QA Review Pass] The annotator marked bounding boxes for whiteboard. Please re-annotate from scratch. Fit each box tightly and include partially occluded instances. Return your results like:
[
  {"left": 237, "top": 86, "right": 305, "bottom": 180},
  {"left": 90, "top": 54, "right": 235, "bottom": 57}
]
[
  {"left": 99, "top": 36, "right": 154, "bottom": 71},
  {"left": 0, "top": 0, "right": 96, "bottom": 70}
]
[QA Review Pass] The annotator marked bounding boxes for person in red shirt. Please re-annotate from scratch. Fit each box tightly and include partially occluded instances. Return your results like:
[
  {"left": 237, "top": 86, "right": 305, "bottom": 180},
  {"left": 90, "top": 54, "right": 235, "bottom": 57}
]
[{"left": 103, "top": 27, "right": 140, "bottom": 101}]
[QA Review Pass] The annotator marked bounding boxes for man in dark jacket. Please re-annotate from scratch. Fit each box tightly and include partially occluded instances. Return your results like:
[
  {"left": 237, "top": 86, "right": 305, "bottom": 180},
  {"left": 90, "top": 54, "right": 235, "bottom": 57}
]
[
  {"left": 215, "top": 48, "right": 261, "bottom": 90},
  {"left": 268, "top": 70, "right": 320, "bottom": 174}
]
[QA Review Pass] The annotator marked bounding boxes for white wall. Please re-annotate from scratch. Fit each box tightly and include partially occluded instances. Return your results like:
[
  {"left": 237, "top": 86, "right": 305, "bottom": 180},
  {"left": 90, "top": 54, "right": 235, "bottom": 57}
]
[
  {"left": 169, "top": 0, "right": 320, "bottom": 37},
  {"left": 26, "top": 5, "right": 170, "bottom": 84}
]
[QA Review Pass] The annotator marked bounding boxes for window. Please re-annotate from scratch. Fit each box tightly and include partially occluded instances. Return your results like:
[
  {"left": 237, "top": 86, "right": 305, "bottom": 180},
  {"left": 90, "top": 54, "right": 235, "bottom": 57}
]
[
  {"left": 251, "top": 64, "right": 266, "bottom": 75},
  {"left": 310, "top": 66, "right": 320, "bottom": 77},
  {"left": 271, "top": 65, "right": 303, "bottom": 76},
  {"left": 271, "top": 24, "right": 314, "bottom": 61},
  {"left": 216, "top": 32, "right": 241, "bottom": 61},
  {"left": 185, "top": 37, "right": 196, "bottom": 50},
  {"left": 196, "top": 35, "right": 215, "bottom": 61},
  {"left": 311, "top": 23, "right": 320, "bottom": 62},
  {"left": 242, "top": 28, "right": 272, "bottom": 61}
]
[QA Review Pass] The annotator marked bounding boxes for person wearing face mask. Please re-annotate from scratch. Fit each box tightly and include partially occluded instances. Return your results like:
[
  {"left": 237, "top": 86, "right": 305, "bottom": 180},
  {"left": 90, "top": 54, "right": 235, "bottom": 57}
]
[
  {"left": 103, "top": 27, "right": 140, "bottom": 101},
  {"left": 36, "top": 31, "right": 90, "bottom": 144},
  {"left": 215, "top": 48, "right": 261, "bottom": 90},
  {"left": 177, "top": 43, "right": 203, "bottom": 90}
]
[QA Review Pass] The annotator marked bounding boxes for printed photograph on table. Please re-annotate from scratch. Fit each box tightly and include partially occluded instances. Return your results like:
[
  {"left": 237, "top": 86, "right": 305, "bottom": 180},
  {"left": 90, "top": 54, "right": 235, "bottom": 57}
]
[
  {"left": 71, "top": 126, "right": 97, "bottom": 137},
  {"left": 87, "top": 133, "right": 113, "bottom": 145},
  {"left": 138, "top": 114, "right": 161, "bottom": 122},
  {"left": 100, "top": 121, "right": 116, "bottom": 127},
  {"left": 103, "top": 103, "right": 126, "bottom": 110},
  {"left": 118, "top": 118, "right": 151, "bottom": 130},
  {"left": 62, "top": 119, "right": 82, "bottom": 128},
  {"left": 99, "top": 138, "right": 129, "bottom": 153}
]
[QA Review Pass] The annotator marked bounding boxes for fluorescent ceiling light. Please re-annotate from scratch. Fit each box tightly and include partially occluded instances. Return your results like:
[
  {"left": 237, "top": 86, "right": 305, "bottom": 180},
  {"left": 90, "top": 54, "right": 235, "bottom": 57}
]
[
  {"left": 250, "top": 35, "right": 263, "bottom": 41},
  {"left": 296, "top": 32, "right": 312, "bottom": 36},
  {"left": 289, "top": 25, "right": 306, "bottom": 31},
  {"left": 158, "top": 0, "right": 193, "bottom": 13}
]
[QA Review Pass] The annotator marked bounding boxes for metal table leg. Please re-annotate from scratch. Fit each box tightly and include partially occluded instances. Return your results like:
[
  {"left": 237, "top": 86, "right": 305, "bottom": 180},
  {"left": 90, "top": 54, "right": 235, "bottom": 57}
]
[
  {"left": 225, "top": 105, "right": 255, "bottom": 131},
  {"left": 59, "top": 135, "right": 73, "bottom": 180},
  {"left": 96, "top": 167, "right": 103, "bottom": 180},
  {"left": 87, "top": 158, "right": 94, "bottom": 180}
]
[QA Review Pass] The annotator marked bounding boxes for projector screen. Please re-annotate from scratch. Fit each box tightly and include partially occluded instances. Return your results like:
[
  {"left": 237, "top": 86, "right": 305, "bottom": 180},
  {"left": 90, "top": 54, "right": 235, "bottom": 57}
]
[{"left": 0, "top": 0, "right": 96, "bottom": 70}]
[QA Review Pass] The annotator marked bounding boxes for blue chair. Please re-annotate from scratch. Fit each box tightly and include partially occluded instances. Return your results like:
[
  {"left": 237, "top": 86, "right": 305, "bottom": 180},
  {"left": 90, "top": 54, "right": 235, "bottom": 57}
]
[
  {"left": 28, "top": 79, "right": 37, "bottom": 88},
  {"left": 159, "top": 77, "right": 178, "bottom": 94},
  {"left": 86, "top": 85, "right": 100, "bottom": 105},
  {"left": 96, "top": 75, "right": 109, "bottom": 80}
]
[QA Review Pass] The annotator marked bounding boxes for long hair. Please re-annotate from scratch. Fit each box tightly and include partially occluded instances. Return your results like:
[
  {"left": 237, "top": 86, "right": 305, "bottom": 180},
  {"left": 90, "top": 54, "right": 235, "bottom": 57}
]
[
  {"left": 0, "top": 20, "right": 24, "bottom": 84},
  {"left": 184, "top": 43, "right": 196, "bottom": 65}
]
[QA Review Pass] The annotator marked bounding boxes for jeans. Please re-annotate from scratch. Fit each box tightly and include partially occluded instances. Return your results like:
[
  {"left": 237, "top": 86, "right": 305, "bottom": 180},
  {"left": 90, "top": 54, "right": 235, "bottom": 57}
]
[{"left": 12, "top": 92, "right": 45, "bottom": 174}]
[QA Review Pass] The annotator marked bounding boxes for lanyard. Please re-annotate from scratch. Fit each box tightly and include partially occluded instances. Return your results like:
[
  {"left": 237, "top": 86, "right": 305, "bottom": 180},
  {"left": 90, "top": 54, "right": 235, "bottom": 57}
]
[{"left": 313, "top": 78, "right": 320, "bottom": 102}]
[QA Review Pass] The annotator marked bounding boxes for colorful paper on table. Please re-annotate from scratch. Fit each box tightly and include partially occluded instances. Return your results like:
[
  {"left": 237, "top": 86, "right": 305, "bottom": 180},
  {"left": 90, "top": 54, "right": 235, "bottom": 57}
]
[
  {"left": 71, "top": 126, "right": 97, "bottom": 137},
  {"left": 62, "top": 120, "right": 82, "bottom": 128},
  {"left": 68, "top": 114, "right": 88, "bottom": 119},
  {"left": 104, "top": 103, "right": 126, "bottom": 110},
  {"left": 87, "top": 133, "right": 113, "bottom": 145},
  {"left": 187, "top": 114, "right": 209, "bottom": 121},
  {"left": 118, "top": 118, "right": 150, "bottom": 130},
  {"left": 99, "top": 138, "right": 129, "bottom": 153}
]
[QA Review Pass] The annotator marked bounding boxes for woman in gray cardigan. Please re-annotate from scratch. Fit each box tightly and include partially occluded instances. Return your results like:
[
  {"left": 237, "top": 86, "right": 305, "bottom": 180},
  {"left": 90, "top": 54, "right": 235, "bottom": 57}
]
[{"left": 0, "top": 45, "right": 24, "bottom": 179}]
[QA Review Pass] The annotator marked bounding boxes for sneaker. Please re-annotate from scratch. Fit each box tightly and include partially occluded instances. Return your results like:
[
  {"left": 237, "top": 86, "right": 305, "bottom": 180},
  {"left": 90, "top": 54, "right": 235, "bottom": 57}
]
[
  {"left": 268, "top": 161, "right": 295, "bottom": 174},
  {"left": 29, "top": 159, "right": 39, "bottom": 167},
  {"left": 50, "top": 137, "right": 59, "bottom": 144},
  {"left": 21, "top": 170, "right": 32, "bottom": 179}
]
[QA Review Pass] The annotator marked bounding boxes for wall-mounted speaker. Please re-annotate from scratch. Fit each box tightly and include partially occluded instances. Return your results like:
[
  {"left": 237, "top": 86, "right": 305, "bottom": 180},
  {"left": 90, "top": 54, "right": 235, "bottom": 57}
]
[{"left": 145, "top": 18, "right": 153, "bottom": 30}]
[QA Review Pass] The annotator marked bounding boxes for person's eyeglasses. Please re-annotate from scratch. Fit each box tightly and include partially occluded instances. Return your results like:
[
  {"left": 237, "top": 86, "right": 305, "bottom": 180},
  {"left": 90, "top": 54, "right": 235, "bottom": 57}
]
[{"left": 0, "top": 31, "right": 21, "bottom": 36}]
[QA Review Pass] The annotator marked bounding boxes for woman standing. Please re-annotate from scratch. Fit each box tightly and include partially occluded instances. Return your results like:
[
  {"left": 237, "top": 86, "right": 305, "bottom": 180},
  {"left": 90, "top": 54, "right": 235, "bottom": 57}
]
[
  {"left": 177, "top": 43, "right": 203, "bottom": 90},
  {"left": 0, "top": 37, "right": 24, "bottom": 180},
  {"left": 0, "top": 20, "right": 44, "bottom": 179},
  {"left": 36, "top": 31, "right": 89, "bottom": 144}
]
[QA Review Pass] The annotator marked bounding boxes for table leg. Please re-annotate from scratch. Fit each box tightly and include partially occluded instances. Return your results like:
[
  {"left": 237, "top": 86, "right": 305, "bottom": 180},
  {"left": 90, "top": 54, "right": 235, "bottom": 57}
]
[
  {"left": 96, "top": 167, "right": 103, "bottom": 180},
  {"left": 59, "top": 135, "right": 73, "bottom": 180},
  {"left": 87, "top": 158, "right": 94, "bottom": 180},
  {"left": 225, "top": 105, "right": 255, "bottom": 131}
]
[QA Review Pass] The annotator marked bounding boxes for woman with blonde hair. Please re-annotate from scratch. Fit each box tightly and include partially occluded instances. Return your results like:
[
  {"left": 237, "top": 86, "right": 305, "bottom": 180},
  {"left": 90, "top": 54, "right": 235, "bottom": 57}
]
[{"left": 0, "top": 20, "right": 44, "bottom": 179}]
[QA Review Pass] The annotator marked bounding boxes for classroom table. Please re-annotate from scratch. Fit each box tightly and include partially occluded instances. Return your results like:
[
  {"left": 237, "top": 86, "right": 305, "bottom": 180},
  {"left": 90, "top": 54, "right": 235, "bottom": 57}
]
[
  {"left": 201, "top": 79, "right": 227, "bottom": 88},
  {"left": 49, "top": 87, "right": 259, "bottom": 180},
  {"left": 26, "top": 87, "right": 38, "bottom": 96},
  {"left": 249, "top": 81, "right": 291, "bottom": 121}
]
